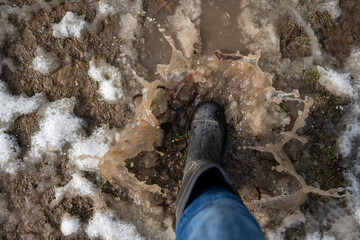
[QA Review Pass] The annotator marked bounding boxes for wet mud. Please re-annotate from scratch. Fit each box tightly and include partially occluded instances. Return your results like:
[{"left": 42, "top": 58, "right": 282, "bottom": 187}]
[
  {"left": 0, "top": 155, "right": 76, "bottom": 239},
  {"left": 1, "top": 1, "right": 134, "bottom": 133}
]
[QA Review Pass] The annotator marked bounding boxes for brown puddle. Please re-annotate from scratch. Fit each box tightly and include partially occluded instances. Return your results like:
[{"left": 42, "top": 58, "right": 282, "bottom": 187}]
[{"left": 200, "top": 0, "right": 249, "bottom": 55}]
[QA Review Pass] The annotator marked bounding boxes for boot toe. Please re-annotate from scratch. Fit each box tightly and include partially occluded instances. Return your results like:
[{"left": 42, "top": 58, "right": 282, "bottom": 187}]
[{"left": 190, "top": 100, "right": 226, "bottom": 130}]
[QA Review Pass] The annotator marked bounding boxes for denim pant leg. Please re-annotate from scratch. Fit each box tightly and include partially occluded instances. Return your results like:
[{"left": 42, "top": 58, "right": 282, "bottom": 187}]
[{"left": 176, "top": 187, "right": 265, "bottom": 240}]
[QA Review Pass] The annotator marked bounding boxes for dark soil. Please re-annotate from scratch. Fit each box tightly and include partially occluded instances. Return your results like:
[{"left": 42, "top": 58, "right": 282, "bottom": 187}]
[
  {"left": 307, "top": 11, "right": 335, "bottom": 42},
  {"left": 273, "top": 70, "right": 348, "bottom": 191},
  {"left": 9, "top": 113, "right": 40, "bottom": 158},
  {"left": 0, "top": 154, "right": 90, "bottom": 239},
  {"left": 322, "top": 0, "right": 360, "bottom": 65},
  {"left": 6, "top": 0, "right": 37, "bottom": 8}
]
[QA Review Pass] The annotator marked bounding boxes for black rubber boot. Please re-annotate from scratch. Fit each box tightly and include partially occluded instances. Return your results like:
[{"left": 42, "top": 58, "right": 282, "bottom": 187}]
[{"left": 176, "top": 100, "right": 240, "bottom": 226}]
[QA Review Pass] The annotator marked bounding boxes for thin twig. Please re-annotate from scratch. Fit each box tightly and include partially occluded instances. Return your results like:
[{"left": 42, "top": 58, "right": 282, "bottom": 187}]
[{"left": 171, "top": 73, "right": 194, "bottom": 99}]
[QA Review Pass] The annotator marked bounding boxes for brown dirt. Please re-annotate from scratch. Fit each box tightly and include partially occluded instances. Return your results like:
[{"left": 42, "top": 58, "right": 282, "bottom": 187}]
[
  {"left": 6, "top": 0, "right": 37, "bottom": 8},
  {"left": 9, "top": 113, "right": 40, "bottom": 158},
  {"left": 1, "top": 1, "right": 135, "bottom": 135},
  {"left": 0, "top": 154, "right": 91, "bottom": 239}
]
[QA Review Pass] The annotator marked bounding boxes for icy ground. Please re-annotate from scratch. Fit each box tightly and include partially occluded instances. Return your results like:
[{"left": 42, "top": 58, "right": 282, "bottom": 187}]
[{"left": 0, "top": 0, "right": 360, "bottom": 239}]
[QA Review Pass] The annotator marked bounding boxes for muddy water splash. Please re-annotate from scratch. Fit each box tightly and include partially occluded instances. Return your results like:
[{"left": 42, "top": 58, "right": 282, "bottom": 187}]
[
  {"left": 99, "top": 77, "right": 162, "bottom": 202},
  {"left": 159, "top": 36, "right": 352, "bottom": 208},
  {"left": 196, "top": 52, "right": 293, "bottom": 136},
  {"left": 100, "top": 33, "right": 351, "bottom": 211},
  {"left": 249, "top": 97, "right": 351, "bottom": 209},
  {"left": 157, "top": 35, "right": 295, "bottom": 137}
]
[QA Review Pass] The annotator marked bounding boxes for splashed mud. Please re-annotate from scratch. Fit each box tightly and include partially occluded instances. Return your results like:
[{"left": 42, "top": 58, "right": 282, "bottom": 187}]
[
  {"left": 250, "top": 97, "right": 350, "bottom": 209},
  {"left": 100, "top": 78, "right": 162, "bottom": 201}
]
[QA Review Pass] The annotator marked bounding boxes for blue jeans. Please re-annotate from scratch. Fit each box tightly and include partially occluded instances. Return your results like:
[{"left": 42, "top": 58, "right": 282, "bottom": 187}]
[{"left": 176, "top": 187, "right": 265, "bottom": 240}]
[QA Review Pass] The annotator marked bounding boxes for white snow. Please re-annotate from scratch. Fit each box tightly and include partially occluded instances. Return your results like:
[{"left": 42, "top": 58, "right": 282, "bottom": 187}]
[
  {"left": 31, "top": 48, "right": 60, "bottom": 76},
  {"left": 167, "top": 0, "right": 202, "bottom": 58},
  {"left": 0, "top": 18, "right": 17, "bottom": 48},
  {"left": 61, "top": 214, "right": 80, "bottom": 236},
  {"left": 0, "top": 81, "right": 44, "bottom": 173},
  {"left": 69, "top": 126, "right": 118, "bottom": 171},
  {"left": 0, "top": 81, "right": 45, "bottom": 130},
  {"left": 265, "top": 210, "right": 306, "bottom": 239},
  {"left": 86, "top": 211, "right": 144, "bottom": 240},
  {"left": 54, "top": 173, "right": 99, "bottom": 202},
  {"left": 97, "top": 1, "right": 116, "bottom": 16},
  {"left": 88, "top": 59, "right": 124, "bottom": 102},
  {"left": 30, "top": 98, "right": 83, "bottom": 157},
  {"left": 120, "top": 13, "right": 139, "bottom": 40},
  {"left": 346, "top": 48, "right": 360, "bottom": 81},
  {"left": 317, "top": 66, "right": 356, "bottom": 98},
  {"left": 237, "top": 2, "right": 281, "bottom": 63},
  {"left": 93, "top": 0, "right": 143, "bottom": 59},
  {"left": 119, "top": 13, "right": 141, "bottom": 59},
  {"left": 53, "top": 12, "right": 87, "bottom": 39},
  {"left": 346, "top": 167, "right": 360, "bottom": 222},
  {"left": 337, "top": 105, "right": 360, "bottom": 157},
  {"left": 306, "top": 231, "right": 322, "bottom": 240},
  {"left": 97, "top": 0, "right": 143, "bottom": 17},
  {"left": 318, "top": 0, "right": 342, "bottom": 19},
  {"left": 0, "top": 132, "right": 20, "bottom": 174}
]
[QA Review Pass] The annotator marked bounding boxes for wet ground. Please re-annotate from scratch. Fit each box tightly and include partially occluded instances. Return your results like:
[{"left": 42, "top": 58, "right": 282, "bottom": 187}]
[{"left": 0, "top": 0, "right": 360, "bottom": 239}]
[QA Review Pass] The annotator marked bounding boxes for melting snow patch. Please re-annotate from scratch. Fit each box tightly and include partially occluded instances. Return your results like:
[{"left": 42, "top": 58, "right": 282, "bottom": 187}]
[
  {"left": 86, "top": 211, "right": 145, "bottom": 240},
  {"left": 61, "top": 214, "right": 80, "bottom": 236},
  {"left": 338, "top": 104, "right": 360, "bottom": 157},
  {"left": 265, "top": 210, "right": 305, "bottom": 239},
  {"left": 69, "top": 126, "right": 118, "bottom": 171},
  {"left": 0, "top": 81, "right": 44, "bottom": 130},
  {"left": 31, "top": 48, "right": 60, "bottom": 76},
  {"left": 167, "top": 0, "right": 201, "bottom": 58},
  {"left": 305, "top": 231, "right": 322, "bottom": 240},
  {"left": 237, "top": 4, "right": 280, "bottom": 62},
  {"left": 97, "top": 1, "right": 116, "bottom": 16},
  {"left": 318, "top": 0, "right": 342, "bottom": 19},
  {"left": 0, "top": 18, "right": 17, "bottom": 48},
  {"left": 88, "top": 59, "right": 124, "bottom": 102},
  {"left": 305, "top": 231, "right": 337, "bottom": 240},
  {"left": 31, "top": 98, "right": 83, "bottom": 157},
  {"left": 0, "top": 132, "right": 20, "bottom": 174},
  {"left": 317, "top": 66, "right": 356, "bottom": 98},
  {"left": 119, "top": 13, "right": 141, "bottom": 59},
  {"left": 346, "top": 167, "right": 360, "bottom": 222},
  {"left": 341, "top": 116, "right": 360, "bottom": 223},
  {"left": 98, "top": 0, "right": 143, "bottom": 17},
  {"left": 346, "top": 48, "right": 360, "bottom": 81},
  {"left": 54, "top": 173, "right": 99, "bottom": 204},
  {"left": 120, "top": 13, "right": 139, "bottom": 40},
  {"left": 53, "top": 12, "right": 87, "bottom": 39}
]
